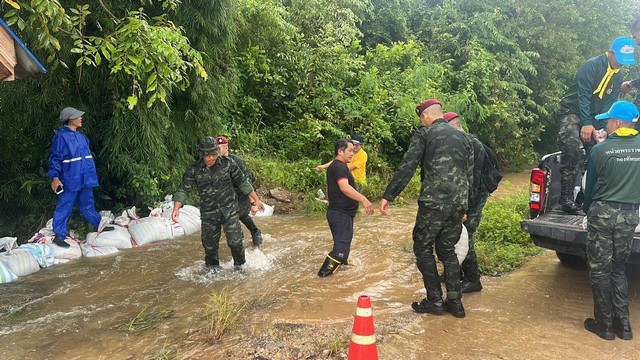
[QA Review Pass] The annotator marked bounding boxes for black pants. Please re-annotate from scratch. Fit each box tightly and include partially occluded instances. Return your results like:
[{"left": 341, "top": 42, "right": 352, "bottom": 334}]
[{"left": 326, "top": 208, "right": 354, "bottom": 263}]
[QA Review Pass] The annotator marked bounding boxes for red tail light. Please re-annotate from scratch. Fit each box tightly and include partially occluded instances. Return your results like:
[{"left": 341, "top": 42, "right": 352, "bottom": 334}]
[{"left": 529, "top": 168, "right": 547, "bottom": 215}]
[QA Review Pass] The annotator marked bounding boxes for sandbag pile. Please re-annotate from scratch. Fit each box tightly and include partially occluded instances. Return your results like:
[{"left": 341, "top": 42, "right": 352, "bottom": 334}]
[
  {"left": 0, "top": 197, "right": 204, "bottom": 284},
  {"left": 1, "top": 194, "right": 275, "bottom": 284}
]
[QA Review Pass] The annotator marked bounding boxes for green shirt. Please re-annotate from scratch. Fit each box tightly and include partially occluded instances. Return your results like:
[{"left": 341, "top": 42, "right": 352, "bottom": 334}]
[
  {"left": 560, "top": 54, "right": 623, "bottom": 126},
  {"left": 583, "top": 131, "right": 640, "bottom": 212}
]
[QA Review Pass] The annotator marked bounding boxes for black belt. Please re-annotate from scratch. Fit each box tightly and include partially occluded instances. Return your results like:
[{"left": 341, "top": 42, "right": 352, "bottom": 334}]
[{"left": 603, "top": 201, "right": 639, "bottom": 210}]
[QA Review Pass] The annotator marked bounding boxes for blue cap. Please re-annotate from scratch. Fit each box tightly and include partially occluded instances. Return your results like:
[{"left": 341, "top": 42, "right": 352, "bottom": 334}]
[
  {"left": 611, "top": 37, "right": 636, "bottom": 65},
  {"left": 595, "top": 101, "right": 640, "bottom": 122}
]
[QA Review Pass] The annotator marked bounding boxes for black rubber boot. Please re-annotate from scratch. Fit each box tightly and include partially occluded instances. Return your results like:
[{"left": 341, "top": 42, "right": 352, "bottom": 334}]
[
  {"left": 204, "top": 255, "right": 220, "bottom": 272},
  {"left": 560, "top": 179, "right": 579, "bottom": 214},
  {"left": 101, "top": 226, "right": 115, "bottom": 232},
  {"left": 52, "top": 235, "right": 70, "bottom": 248},
  {"left": 614, "top": 318, "right": 633, "bottom": 340},
  {"left": 445, "top": 298, "right": 466, "bottom": 318},
  {"left": 317, "top": 255, "right": 341, "bottom": 277},
  {"left": 252, "top": 230, "right": 263, "bottom": 246}
]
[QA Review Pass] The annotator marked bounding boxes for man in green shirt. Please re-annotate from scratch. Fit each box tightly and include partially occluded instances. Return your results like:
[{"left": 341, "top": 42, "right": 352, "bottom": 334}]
[
  {"left": 582, "top": 101, "right": 640, "bottom": 341},
  {"left": 557, "top": 37, "right": 635, "bottom": 214}
]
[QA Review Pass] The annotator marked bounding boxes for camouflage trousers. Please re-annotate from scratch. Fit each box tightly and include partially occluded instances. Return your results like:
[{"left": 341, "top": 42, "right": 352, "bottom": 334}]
[
  {"left": 586, "top": 200, "right": 638, "bottom": 323},
  {"left": 557, "top": 113, "right": 600, "bottom": 184},
  {"left": 201, "top": 207, "right": 246, "bottom": 267},
  {"left": 462, "top": 190, "right": 489, "bottom": 282},
  {"left": 237, "top": 195, "right": 259, "bottom": 235},
  {"left": 413, "top": 203, "right": 465, "bottom": 300}
]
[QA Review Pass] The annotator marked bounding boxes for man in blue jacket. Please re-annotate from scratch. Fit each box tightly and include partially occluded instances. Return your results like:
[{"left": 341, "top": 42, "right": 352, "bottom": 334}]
[{"left": 48, "top": 107, "right": 106, "bottom": 248}]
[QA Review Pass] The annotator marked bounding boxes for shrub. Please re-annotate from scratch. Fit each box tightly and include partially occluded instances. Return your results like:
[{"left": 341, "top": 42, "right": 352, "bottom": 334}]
[{"left": 474, "top": 188, "right": 542, "bottom": 275}]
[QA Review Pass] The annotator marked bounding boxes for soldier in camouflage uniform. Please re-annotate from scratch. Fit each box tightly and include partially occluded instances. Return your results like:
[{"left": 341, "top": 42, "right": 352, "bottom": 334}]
[
  {"left": 582, "top": 101, "right": 640, "bottom": 341},
  {"left": 172, "top": 137, "right": 265, "bottom": 270},
  {"left": 216, "top": 136, "right": 264, "bottom": 246},
  {"left": 379, "top": 99, "right": 474, "bottom": 318},
  {"left": 556, "top": 37, "right": 635, "bottom": 214},
  {"left": 443, "top": 112, "right": 488, "bottom": 293}
]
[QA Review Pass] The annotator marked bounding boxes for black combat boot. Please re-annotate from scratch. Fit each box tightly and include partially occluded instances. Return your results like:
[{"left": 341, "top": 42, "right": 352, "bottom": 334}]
[
  {"left": 585, "top": 284, "right": 615, "bottom": 340},
  {"left": 252, "top": 230, "right": 264, "bottom": 246},
  {"left": 445, "top": 298, "right": 466, "bottom": 318},
  {"left": 52, "top": 235, "right": 70, "bottom": 248},
  {"left": 411, "top": 297, "right": 445, "bottom": 315},
  {"left": 460, "top": 280, "right": 483, "bottom": 293},
  {"left": 584, "top": 318, "right": 614, "bottom": 340},
  {"left": 412, "top": 286, "right": 445, "bottom": 314},
  {"left": 317, "top": 255, "right": 341, "bottom": 277},
  {"left": 559, "top": 179, "right": 579, "bottom": 214},
  {"left": 204, "top": 255, "right": 221, "bottom": 272},
  {"left": 614, "top": 318, "right": 633, "bottom": 340}
]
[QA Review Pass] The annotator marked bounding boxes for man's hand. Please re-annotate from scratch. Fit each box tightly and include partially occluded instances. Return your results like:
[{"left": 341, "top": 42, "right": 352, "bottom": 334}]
[
  {"left": 361, "top": 198, "right": 374, "bottom": 215},
  {"left": 51, "top": 177, "right": 63, "bottom": 192},
  {"left": 622, "top": 81, "right": 633, "bottom": 96},
  {"left": 379, "top": 199, "right": 390, "bottom": 215},
  {"left": 172, "top": 202, "right": 182, "bottom": 222},
  {"left": 580, "top": 124, "right": 596, "bottom": 143}
]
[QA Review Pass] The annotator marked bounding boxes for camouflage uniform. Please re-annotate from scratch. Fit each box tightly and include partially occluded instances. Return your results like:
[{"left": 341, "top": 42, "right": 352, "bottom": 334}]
[
  {"left": 383, "top": 119, "right": 474, "bottom": 301},
  {"left": 174, "top": 156, "right": 254, "bottom": 267},
  {"left": 557, "top": 53, "right": 623, "bottom": 208},
  {"left": 229, "top": 154, "right": 261, "bottom": 237},
  {"left": 583, "top": 129, "right": 640, "bottom": 336},
  {"left": 462, "top": 134, "right": 488, "bottom": 283}
]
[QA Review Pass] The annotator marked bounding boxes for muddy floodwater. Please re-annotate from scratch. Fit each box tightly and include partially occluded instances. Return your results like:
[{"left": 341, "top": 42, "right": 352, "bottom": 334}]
[{"left": 1, "top": 171, "right": 639, "bottom": 359}]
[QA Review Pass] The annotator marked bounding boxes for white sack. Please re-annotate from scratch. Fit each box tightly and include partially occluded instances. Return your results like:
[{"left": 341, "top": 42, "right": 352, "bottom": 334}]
[
  {"left": 86, "top": 225, "right": 132, "bottom": 249},
  {"left": 47, "top": 239, "right": 82, "bottom": 260},
  {"left": 176, "top": 205, "right": 201, "bottom": 235},
  {"left": 0, "top": 249, "right": 40, "bottom": 277},
  {"left": 128, "top": 217, "right": 174, "bottom": 245},
  {"left": 0, "top": 261, "right": 17, "bottom": 283},
  {"left": 18, "top": 243, "right": 55, "bottom": 267},
  {"left": 455, "top": 224, "right": 469, "bottom": 265},
  {"left": 80, "top": 244, "right": 120, "bottom": 257},
  {"left": 252, "top": 203, "right": 274, "bottom": 217}
]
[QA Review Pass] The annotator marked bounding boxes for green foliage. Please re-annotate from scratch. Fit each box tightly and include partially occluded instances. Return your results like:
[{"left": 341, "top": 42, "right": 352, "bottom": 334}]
[
  {"left": 475, "top": 189, "right": 542, "bottom": 275},
  {"left": 3, "top": 0, "right": 640, "bottom": 240}
]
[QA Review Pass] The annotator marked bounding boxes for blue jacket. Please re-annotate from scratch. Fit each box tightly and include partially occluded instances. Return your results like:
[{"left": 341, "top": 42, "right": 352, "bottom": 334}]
[{"left": 48, "top": 126, "right": 99, "bottom": 191}]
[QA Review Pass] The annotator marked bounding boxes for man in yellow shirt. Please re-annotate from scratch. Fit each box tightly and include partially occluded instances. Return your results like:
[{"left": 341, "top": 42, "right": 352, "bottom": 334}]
[{"left": 315, "top": 135, "right": 368, "bottom": 187}]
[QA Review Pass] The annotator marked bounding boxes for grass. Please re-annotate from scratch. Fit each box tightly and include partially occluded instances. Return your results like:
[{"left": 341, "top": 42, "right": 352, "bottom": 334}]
[
  {"left": 124, "top": 305, "right": 174, "bottom": 332},
  {"left": 204, "top": 287, "right": 246, "bottom": 343}
]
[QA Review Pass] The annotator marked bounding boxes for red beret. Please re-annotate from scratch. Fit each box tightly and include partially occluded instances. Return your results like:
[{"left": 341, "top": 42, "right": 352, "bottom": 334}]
[
  {"left": 443, "top": 112, "right": 459, "bottom": 122},
  {"left": 215, "top": 136, "right": 228, "bottom": 144},
  {"left": 415, "top": 99, "right": 442, "bottom": 116}
]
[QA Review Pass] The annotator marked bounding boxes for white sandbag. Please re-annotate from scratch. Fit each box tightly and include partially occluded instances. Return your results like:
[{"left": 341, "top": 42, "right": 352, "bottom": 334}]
[
  {"left": 0, "top": 261, "right": 17, "bottom": 283},
  {"left": 176, "top": 206, "right": 201, "bottom": 235},
  {"left": 18, "top": 243, "right": 55, "bottom": 267},
  {"left": 47, "top": 239, "right": 82, "bottom": 260},
  {"left": 0, "top": 249, "right": 40, "bottom": 277},
  {"left": 252, "top": 203, "right": 274, "bottom": 217},
  {"left": 80, "top": 244, "right": 120, "bottom": 257},
  {"left": 455, "top": 224, "right": 469, "bottom": 265},
  {"left": 0, "top": 237, "right": 18, "bottom": 251},
  {"left": 128, "top": 217, "right": 174, "bottom": 245},
  {"left": 86, "top": 225, "right": 132, "bottom": 249}
]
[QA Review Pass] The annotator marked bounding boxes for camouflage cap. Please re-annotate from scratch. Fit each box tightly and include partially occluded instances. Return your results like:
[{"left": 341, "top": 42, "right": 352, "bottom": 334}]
[{"left": 197, "top": 136, "right": 220, "bottom": 156}]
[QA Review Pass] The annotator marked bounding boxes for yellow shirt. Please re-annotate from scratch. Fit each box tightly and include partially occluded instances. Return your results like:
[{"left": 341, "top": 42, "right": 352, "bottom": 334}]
[{"left": 350, "top": 148, "right": 368, "bottom": 185}]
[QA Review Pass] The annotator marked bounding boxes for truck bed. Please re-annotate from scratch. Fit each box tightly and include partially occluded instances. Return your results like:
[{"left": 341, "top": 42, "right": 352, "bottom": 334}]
[{"left": 522, "top": 209, "right": 640, "bottom": 263}]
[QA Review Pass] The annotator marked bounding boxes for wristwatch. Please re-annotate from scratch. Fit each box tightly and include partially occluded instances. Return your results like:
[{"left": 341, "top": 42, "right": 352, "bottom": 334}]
[{"left": 251, "top": 201, "right": 257, "bottom": 206}]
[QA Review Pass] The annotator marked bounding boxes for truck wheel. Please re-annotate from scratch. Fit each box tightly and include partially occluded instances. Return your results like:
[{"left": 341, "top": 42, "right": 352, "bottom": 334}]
[{"left": 555, "top": 251, "right": 586, "bottom": 266}]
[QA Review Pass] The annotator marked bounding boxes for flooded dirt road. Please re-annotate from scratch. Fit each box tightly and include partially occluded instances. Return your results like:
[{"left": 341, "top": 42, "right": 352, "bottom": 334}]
[{"left": 1, "top": 172, "right": 639, "bottom": 359}]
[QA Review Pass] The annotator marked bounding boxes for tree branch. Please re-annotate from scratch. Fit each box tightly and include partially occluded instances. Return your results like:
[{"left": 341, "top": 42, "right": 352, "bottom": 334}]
[{"left": 99, "top": 0, "right": 120, "bottom": 24}]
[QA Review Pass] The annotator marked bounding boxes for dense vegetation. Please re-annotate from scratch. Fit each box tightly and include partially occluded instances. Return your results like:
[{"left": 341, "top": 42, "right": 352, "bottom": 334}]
[{"left": 0, "top": 0, "right": 639, "bottom": 238}]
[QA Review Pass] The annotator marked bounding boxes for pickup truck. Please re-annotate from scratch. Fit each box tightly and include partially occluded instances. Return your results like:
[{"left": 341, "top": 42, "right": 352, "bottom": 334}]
[{"left": 520, "top": 150, "right": 640, "bottom": 264}]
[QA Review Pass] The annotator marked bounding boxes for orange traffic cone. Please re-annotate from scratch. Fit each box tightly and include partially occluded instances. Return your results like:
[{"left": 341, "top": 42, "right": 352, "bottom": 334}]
[{"left": 348, "top": 295, "right": 378, "bottom": 360}]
